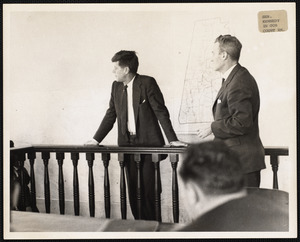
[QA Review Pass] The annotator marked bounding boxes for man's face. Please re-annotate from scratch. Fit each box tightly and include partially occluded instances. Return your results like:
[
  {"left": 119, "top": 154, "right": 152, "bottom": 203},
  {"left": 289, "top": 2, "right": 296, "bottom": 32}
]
[
  {"left": 112, "top": 61, "right": 127, "bottom": 82},
  {"left": 211, "top": 42, "right": 224, "bottom": 72}
]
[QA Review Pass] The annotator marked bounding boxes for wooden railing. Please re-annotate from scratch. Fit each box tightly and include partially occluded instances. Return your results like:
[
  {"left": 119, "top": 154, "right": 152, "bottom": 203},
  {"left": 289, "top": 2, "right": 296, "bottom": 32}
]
[{"left": 10, "top": 145, "right": 288, "bottom": 223}]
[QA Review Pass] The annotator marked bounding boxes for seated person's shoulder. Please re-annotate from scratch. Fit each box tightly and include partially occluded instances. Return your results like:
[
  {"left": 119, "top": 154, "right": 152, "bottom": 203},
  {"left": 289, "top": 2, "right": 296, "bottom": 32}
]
[{"left": 179, "top": 190, "right": 288, "bottom": 231}]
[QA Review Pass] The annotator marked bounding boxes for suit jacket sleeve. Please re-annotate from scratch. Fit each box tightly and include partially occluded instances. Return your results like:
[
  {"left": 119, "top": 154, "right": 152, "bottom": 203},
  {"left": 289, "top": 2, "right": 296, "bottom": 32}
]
[
  {"left": 93, "top": 82, "right": 117, "bottom": 142},
  {"left": 211, "top": 79, "right": 254, "bottom": 139},
  {"left": 147, "top": 78, "right": 178, "bottom": 142}
]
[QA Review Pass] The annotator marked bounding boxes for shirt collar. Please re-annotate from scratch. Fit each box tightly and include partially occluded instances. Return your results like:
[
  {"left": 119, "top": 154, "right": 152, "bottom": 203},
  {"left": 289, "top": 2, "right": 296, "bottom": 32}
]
[
  {"left": 125, "top": 75, "right": 136, "bottom": 88},
  {"left": 223, "top": 64, "right": 237, "bottom": 81}
]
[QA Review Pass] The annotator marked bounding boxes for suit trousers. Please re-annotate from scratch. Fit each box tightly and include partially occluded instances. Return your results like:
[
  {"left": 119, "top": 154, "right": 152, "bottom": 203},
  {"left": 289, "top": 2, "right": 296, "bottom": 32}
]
[{"left": 124, "top": 135, "right": 162, "bottom": 221}]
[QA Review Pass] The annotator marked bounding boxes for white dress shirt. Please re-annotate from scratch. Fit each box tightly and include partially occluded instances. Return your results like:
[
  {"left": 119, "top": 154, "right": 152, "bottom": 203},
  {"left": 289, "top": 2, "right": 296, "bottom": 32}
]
[
  {"left": 222, "top": 64, "right": 237, "bottom": 82},
  {"left": 126, "top": 76, "right": 136, "bottom": 134}
]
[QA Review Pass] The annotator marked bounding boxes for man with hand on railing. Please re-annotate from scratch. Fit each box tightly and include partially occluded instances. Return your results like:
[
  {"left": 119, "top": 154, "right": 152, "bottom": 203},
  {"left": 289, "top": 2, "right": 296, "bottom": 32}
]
[
  {"left": 178, "top": 141, "right": 288, "bottom": 231},
  {"left": 85, "top": 50, "right": 187, "bottom": 221}
]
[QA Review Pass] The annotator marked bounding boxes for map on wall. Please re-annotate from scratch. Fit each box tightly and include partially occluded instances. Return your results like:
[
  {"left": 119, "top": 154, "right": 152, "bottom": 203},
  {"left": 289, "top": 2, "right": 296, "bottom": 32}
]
[{"left": 178, "top": 18, "right": 230, "bottom": 130}]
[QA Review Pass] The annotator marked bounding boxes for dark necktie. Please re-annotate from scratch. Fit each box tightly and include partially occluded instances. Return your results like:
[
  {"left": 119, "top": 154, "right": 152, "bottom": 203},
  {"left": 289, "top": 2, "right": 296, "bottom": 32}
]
[
  {"left": 121, "top": 85, "right": 128, "bottom": 135},
  {"left": 222, "top": 78, "right": 225, "bottom": 85}
]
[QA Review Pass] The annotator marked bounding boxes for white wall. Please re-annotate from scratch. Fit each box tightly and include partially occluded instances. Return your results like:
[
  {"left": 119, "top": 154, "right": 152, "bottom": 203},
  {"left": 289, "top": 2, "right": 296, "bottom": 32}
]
[{"left": 4, "top": 3, "right": 296, "bottom": 223}]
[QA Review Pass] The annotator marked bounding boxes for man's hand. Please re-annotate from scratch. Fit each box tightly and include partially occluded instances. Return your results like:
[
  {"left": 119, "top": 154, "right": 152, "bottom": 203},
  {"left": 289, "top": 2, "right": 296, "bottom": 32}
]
[
  {"left": 84, "top": 139, "right": 99, "bottom": 146},
  {"left": 170, "top": 140, "right": 188, "bottom": 147},
  {"left": 197, "top": 127, "right": 213, "bottom": 139}
]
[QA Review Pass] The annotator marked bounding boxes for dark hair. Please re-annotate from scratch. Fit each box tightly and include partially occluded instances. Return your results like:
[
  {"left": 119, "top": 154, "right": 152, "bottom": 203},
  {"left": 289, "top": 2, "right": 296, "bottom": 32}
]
[
  {"left": 179, "top": 141, "right": 244, "bottom": 195},
  {"left": 111, "top": 50, "right": 139, "bottom": 74},
  {"left": 215, "top": 35, "right": 242, "bottom": 61}
]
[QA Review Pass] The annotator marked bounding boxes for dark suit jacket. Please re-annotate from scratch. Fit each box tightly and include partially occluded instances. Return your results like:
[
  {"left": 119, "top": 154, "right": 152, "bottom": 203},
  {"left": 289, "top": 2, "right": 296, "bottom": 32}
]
[
  {"left": 211, "top": 64, "right": 265, "bottom": 173},
  {"left": 93, "top": 74, "right": 178, "bottom": 147},
  {"left": 179, "top": 189, "right": 289, "bottom": 231}
]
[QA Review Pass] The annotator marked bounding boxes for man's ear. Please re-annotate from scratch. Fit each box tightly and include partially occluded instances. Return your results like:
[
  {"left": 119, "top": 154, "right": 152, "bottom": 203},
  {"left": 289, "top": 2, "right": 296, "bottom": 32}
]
[
  {"left": 185, "top": 181, "right": 201, "bottom": 205},
  {"left": 124, "top": 66, "right": 130, "bottom": 75},
  {"left": 183, "top": 181, "right": 206, "bottom": 220},
  {"left": 221, "top": 51, "right": 229, "bottom": 60}
]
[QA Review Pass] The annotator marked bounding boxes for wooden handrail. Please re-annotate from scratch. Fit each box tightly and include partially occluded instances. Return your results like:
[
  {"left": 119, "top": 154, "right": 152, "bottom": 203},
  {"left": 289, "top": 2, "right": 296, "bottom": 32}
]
[
  {"left": 30, "top": 144, "right": 187, "bottom": 154},
  {"left": 264, "top": 147, "right": 289, "bottom": 156},
  {"left": 10, "top": 144, "right": 289, "bottom": 223},
  {"left": 264, "top": 146, "right": 289, "bottom": 190},
  {"left": 11, "top": 144, "right": 289, "bottom": 156}
]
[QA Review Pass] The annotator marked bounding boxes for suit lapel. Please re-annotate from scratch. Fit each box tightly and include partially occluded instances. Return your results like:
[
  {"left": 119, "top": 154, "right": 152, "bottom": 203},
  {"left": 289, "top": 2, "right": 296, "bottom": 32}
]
[
  {"left": 212, "top": 64, "right": 241, "bottom": 114},
  {"left": 116, "top": 81, "right": 124, "bottom": 108},
  {"left": 133, "top": 74, "right": 141, "bottom": 124},
  {"left": 224, "top": 63, "right": 241, "bottom": 88}
]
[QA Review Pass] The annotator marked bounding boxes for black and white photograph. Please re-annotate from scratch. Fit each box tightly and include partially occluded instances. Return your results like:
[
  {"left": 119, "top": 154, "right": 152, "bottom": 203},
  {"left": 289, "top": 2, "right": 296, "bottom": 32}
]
[{"left": 3, "top": 2, "right": 297, "bottom": 239}]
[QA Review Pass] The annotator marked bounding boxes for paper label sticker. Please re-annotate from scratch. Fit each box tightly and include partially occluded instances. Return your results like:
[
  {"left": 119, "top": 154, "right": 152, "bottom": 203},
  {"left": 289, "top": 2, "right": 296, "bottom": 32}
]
[{"left": 258, "top": 10, "right": 288, "bottom": 33}]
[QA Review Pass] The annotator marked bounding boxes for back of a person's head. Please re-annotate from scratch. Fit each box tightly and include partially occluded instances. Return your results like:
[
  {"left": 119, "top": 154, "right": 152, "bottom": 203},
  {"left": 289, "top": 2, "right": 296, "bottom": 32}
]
[
  {"left": 179, "top": 141, "right": 244, "bottom": 196},
  {"left": 215, "top": 34, "right": 242, "bottom": 62},
  {"left": 111, "top": 50, "right": 139, "bottom": 74}
]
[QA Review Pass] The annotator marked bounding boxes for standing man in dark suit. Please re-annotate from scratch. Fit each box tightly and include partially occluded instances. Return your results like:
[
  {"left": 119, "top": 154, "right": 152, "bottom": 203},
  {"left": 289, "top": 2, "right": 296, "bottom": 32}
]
[
  {"left": 178, "top": 141, "right": 288, "bottom": 231},
  {"left": 85, "top": 50, "right": 187, "bottom": 220},
  {"left": 198, "top": 35, "right": 265, "bottom": 187}
]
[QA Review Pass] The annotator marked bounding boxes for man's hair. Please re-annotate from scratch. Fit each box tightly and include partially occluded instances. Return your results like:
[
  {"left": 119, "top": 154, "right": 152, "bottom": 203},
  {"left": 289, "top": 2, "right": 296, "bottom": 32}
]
[
  {"left": 215, "top": 35, "right": 242, "bottom": 61},
  {"left": 179, "top": 141, "right": 244, "bottom": 195},
  {"left": 111, "top": 50, "right": 139, "bottom": 74}
]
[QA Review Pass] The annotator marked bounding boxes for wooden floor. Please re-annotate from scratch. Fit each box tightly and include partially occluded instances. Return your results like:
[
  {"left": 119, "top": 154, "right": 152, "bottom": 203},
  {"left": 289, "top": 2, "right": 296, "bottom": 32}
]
[
  {"left": 10, "top": 188, "right": 288, "bottom": 233},
  {"left": 10, "top": 211, "right": 183, "bottom": 232}
]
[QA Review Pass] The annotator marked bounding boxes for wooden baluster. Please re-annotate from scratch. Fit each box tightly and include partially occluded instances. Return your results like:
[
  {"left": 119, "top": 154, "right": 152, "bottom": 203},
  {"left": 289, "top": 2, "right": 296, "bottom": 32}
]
[
  {"left": 71, "top": 152, "right": 80, "bottom": 216},
  {"left": 118, "top": 153, "right": 127, "bottom": 219},
  {"left": 86, "top": 153, "right": 95, "bottom": 217},
  {"left": 152, "top": 153, "right": 162, "bottom": 222},
  {"left": 42, "top": 152, "right": 51, "bottom": 213},
  {"left": 56, "top": 152, "right": 65, "bottom": 215},
  {"left": 134, "top": 154, "right": 142, "bottom": 220},
  {"left": 28, "top": 151, "right": 38, "bottom": 212},
  {"left": 17, "top": 152, "right": 26, "bottom": 211},
  {"left": 270, "top": 155, "right": 279, "bottom": 189},
  {"left": 170, "top": 154, "right": 179, "bottom": 223},
  {"left": 102, "top": 153, "right": 111, "bottom": 218}
]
